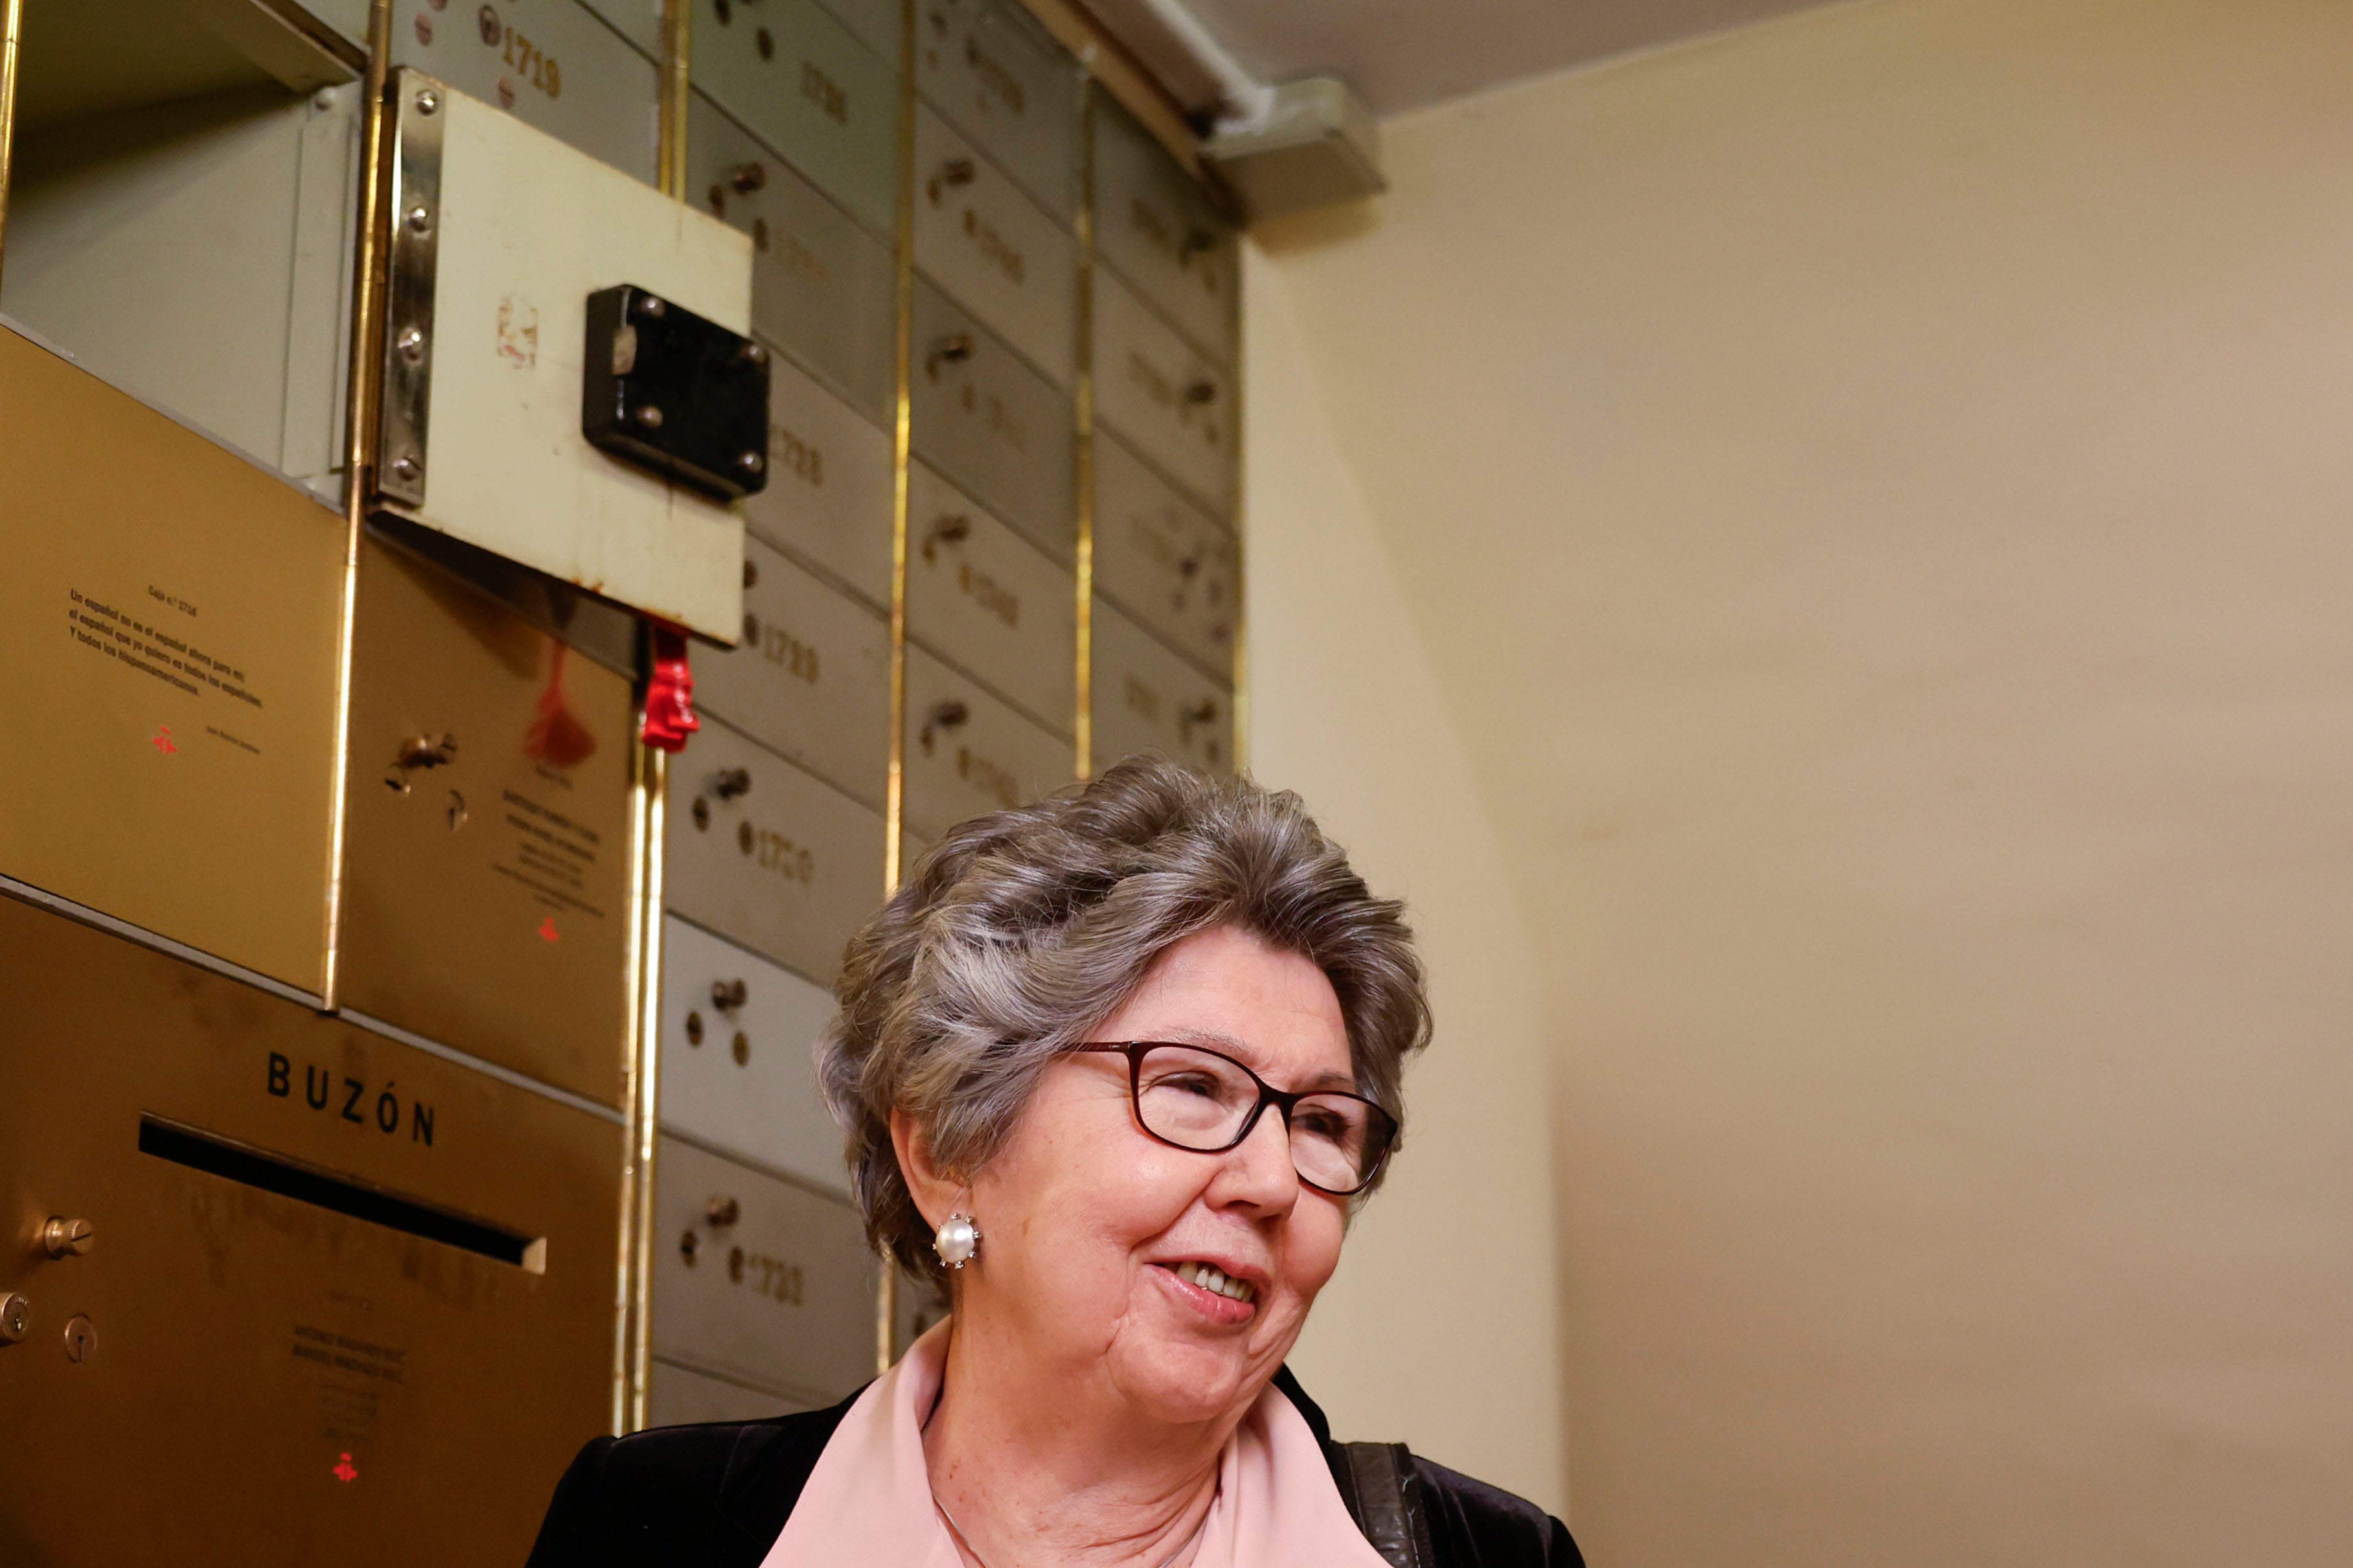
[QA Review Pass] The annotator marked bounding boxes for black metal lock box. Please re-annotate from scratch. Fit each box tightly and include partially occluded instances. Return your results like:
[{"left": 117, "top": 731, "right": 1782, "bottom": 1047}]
[{"left": 584, "top": 285, "right": 773, "bottom": 501}]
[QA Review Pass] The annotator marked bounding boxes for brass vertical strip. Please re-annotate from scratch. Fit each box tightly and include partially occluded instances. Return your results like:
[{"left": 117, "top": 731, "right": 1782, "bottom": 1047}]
[
  {"left": 614, "top": 742, "right": 667, "bottom": 1432},
  {"left": 877, "top": 0, "right": 918, "bottom": 1376},
  {"left": 321, "top": 0, "right": 398, "bottom": 1008},
  {"left": 1072, "top": 80, "right": 1097, "bottom": 781},
  {"left": 658, "top": 0, "right": 691, "bottom": 199},
  {"left": 0, "top": 0, "right": 22, "bottom": 282},
  {"left": 1228, "top": 256, "right": 1248, "bottom": 776}
]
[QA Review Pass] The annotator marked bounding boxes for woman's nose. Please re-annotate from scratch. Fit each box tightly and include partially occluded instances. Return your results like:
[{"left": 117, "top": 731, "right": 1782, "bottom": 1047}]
[{"left": 1215, "top": 1105, "right": 1302, "bottom": 1211}]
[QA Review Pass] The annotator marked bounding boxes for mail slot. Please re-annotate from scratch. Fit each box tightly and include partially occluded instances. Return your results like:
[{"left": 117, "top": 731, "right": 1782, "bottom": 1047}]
[
  {"left": 742, "top": 352, "right": 899, "bottom": 609},
  {"left": 689, "top": 91, "right": 897, "bottom": 428},
  {"left": 912, "top": 278, "right": 1077, "bottom": 562},
  {"left": 1, "top": 15, "right": 358, "bottom": 495},
  {"left": 0, "top": 894, "right": 621, "bottom": 1567},
  {"left": 373, "top": 71, "right": 753, "bottom": 643},
  {"left": 913, "top": 102, "right": 1078, "bottom": 383},
  {"left": 697, "top": 539, "right": 892, "bottom": 810},
  {"left": 691, "top": 0, "right": 898, "bottom": 238},
  {"left": 913, "top": 0, "right": 1080, "bottom": 219},
  {"left": 1091, "top": 267, "right": 1235, "bottom": 519},
  {"left": 663, "top": 720, "right": 889, "bottom": 985},
  {"left": 0, "top": 323, "right": 345, "bottom": 993},
  {"left": 652, "top": 1136, "right": 878, "bottom": 1407},
  {"left": 908, "top": 463, "right": 1077, "bottom": 736},
  {"left": 393, "top": 0, "right": 660, "bottom": 183},
  {"left": 660, "top": 915, "right": 847, "bottom": 1192},
  {"left": 650, "top": 1356, "right": 823, "bottom": 1426},
  {"left": 1090, "top": 95, "right": 1238, "bottom": 367},
  {"left": 1089, "top": 596, "right": 1233, "bottom": 777},
  {"left": 337, "top": 534, "right": 638, "bottom": 1109},
  {"left": 902, "top": 645, "right": 1075, "bottom": 841},
  {"left": 1091, "top": 431, "right": 1237, "bottom": 684}
]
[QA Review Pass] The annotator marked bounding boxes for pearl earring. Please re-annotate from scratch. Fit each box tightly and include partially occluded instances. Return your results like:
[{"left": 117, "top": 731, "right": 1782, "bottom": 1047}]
[{"left": 932, "top": 1211, "right": 980, "bottom": 1270}]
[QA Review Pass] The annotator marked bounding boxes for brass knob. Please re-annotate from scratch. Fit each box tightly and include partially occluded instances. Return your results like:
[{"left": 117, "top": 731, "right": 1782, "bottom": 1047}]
[
  {"left": 727, "top": 161, "right": 767, "bottom": 194},
  {"left": 41, "top": 1217, "right": 94, "bottom": 1259},
  {"left": 706, "top": 1196, "right": 742, "bottom": 1229},
  {"left": 711, "top": 767, "right": 752, "bottom": 801},
  {"left": 927, "top": 334, "right": 975, "bottom": 376},
  {"left": 0, "top": 1293, "right": 27, "bottom": 1345},
  {"left": 920, "top": 514, "right": 972, "bottom": 563},
  {"left": 711, "top": 978, "right": 748, "bottom": 1012},
  {"left": 919, "top": 701, "right": 969, "bottom": 753}
]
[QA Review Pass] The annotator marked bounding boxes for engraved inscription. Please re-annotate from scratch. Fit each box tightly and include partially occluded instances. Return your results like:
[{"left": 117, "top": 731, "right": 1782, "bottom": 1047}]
[
  {"left": 63, "top": 585, "right": 268, "bottom": 754},
  {"left": 956, "top": 562, "right": 1018, "bottom": 629},
  {"left": 740, "top": 823, "right": 816, "bottom": 883},
  {"left": 956, "top": 745, "right": 1020, "bottom": 809},
  {"left": 800, "top": 60, "right": 847, "bottom": 125},
  {"left": 499, "top": 789, "right": 608, "bottom": 920},
  {"left": 268, "top": 1052, "right": 438, "bottom": 1146},
  {"left": 772, "top": 423, "right": 825, "bottom": 488},
  {"left": 965, "top": 40, "right": 1024, "bottom": 118},
  {"left": 961, "top": 209, "right": 1026, "bottom": 286},
  {"left": 756, "top": 621, "right": 822, "bottom": 683}
]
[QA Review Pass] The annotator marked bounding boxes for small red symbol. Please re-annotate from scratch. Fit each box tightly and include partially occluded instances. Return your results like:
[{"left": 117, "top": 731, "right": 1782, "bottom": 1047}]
[
  {"left": 538, "top": 916, "right": 560, "bottom": 943},
  {"left": 332, "top": 1453, "right": 358, "bottom": 1483},
  {"left": 150, "top": 726, "right": 178, "bottom": 755}
]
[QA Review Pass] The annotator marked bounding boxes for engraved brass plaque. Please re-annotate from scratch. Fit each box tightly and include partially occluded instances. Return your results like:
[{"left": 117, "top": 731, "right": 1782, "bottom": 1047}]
[
  {"left": 0, "top": 324, "right": 345, "bottom": 992},
  {"left": 338, "top": 534, "right": 636, "bottom": 1108},
  {"left": 0, "top": 894, "right": 621, "bottom": 1567},
  {"left": 652, "top": 1135, "right": 875, "bottom": 1407}
]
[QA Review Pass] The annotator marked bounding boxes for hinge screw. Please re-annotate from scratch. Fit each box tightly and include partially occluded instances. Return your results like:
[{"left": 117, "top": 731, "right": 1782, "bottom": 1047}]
[
  {"left": 416, "top": 89, "right": 441, "bottom": 115},
  {"left": 405, "top": 205, "right": 431, "bottom": 234},
  {"left": 396, "top": 326, "right": 426, "bottom": 363}
]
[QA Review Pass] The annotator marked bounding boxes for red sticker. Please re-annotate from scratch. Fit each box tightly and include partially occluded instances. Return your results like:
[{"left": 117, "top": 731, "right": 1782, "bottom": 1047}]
[
  {"left": 332, "top": 1452, "right": 358, "bottom": 1483},
  {"left": 538, "top": 916, "right": 560, "bottom": 944},
  {"left": 150, "top": 725, "right": 177, "bottom": 755}
]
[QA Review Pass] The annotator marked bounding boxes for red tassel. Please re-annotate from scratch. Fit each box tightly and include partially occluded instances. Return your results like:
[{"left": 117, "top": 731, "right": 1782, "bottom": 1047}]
[{"left": 641, "top": 624, "right": 700, "bottom": 753}]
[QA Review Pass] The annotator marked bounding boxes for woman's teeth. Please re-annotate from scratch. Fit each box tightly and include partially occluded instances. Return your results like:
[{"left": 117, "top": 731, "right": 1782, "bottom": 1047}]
[{"left": 1173, "top": 1261, "right": 1256, "bottom": 1303}]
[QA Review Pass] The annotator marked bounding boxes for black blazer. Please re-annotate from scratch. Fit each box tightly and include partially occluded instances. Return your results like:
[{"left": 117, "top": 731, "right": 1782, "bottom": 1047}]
[{"left": 525, "top": 1368, "right": 1581, "bottom": 1568}]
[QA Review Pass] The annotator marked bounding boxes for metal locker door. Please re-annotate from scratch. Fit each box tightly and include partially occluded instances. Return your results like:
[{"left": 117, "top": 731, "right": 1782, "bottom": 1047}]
[
  {"left": 393, "top": 0, "right": 660, "bottom": 183},
  {"left": 742, "top": 348, "right": 901, "bottom": 609},
  {"left": 912, "top": 0, "right": 1079, "bottom": 219},
  {"left": 653, "top": 1136, "right": 878, "bottom": 1407},
  {"left": 696, "top": 538, "right": 893, "bottom": 811},
  {"left": 0, "top": 896, "right": 621, "bottom": 1568},
  {"left": 0, "top": 323, "right": 345, "bottom": 993},
  {"left": 660, "top": 913, "right": 851, "bottom": 1195},
  {"left": 906, "top": 462, "right": 1078, "bottom": 736},
  {"left": 911, "top": 278, "right": 1077, "bottom": 563},
  {"left": 901, "top": 644, "right": 1075, "bottom": 841},
  {"left": 663, "top": 720, "right": 889, "bottom": 985},
  {"left": 690, "top": 0, "right": 899, "bottom": 238},
  {"left": 373, "top": 71, "right": 755, "bottom": 642},
  {"left": 912, "top": 102, "right": 1078, "bottom": 384},
  {"left": 336, "top": 534, "right": 638, "bottom": 1109},
  {"left": 1091, "top": 267, "right": 1235, "bottom": 520},
  {"left": 1090, "top": 431, "right": 1238, "bottom": 684},
  {"left": 1088, "top": 596, "right": 1234, "bottom": 777},
  {"left": 1090, "top": 96, "right": 1239, "bottom": 368}
]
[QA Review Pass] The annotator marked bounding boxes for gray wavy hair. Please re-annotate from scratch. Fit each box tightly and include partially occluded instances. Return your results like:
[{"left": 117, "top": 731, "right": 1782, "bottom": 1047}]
[{"left": 818, "top": 755, "right": 1432, "bottom": 1280}]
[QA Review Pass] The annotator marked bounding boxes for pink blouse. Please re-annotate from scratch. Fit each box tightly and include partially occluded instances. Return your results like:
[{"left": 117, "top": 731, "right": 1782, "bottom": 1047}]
[{"left": 760, "top": 1321, "right": 1393, "bottom": 1568}]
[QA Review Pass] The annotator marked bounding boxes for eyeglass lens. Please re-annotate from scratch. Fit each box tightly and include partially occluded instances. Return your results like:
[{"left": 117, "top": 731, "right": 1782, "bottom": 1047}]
[{"left": 1129, "top": 1043, "right": 1386, "bottom": 1194}]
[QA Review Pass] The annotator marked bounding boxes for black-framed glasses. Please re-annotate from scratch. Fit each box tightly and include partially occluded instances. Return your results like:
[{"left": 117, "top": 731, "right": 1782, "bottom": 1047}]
[{"left": 1073, "top": 1041, "right": 1399, "bottom": 1197}]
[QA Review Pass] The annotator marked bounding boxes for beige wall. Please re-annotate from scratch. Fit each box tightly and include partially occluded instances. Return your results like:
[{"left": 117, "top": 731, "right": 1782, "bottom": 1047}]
[
  {"left": 1241, "top": 245, "right": 1568, "bottom": 1513},
  {"left": 1246, "top": 0, "right": 2353, "bottom": 1562}
]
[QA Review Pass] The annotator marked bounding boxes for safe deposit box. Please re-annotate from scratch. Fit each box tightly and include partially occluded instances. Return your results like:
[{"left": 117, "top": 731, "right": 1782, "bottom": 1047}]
[{"left": 0, "top": 896, "right": 620, "bottom": 1567}]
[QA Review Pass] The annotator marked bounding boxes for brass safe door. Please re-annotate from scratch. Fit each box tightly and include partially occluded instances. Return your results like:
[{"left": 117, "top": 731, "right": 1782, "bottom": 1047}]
[{"left": 0, "top": 897, "right": 621, "bottom": 1567}]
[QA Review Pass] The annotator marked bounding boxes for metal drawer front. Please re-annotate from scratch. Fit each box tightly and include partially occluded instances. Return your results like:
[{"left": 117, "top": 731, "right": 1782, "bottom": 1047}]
[
  {"left": 907, "top": 464, "right": 1077, "bottom": 738},
  {"left": 1089, "top": 596, "right": 1233, "bottom": 777},
  {"left": 660, "top": 914, "right": 849, "bottom": 1194},
  {"left": 0, "top": 898, "right": 620, "bottom": 1568},
  {"left": 653, "top": 1137, "right": 877, "bottom": 1406},
  {"left": 650, "top": 1358, "right": 820, "bottom": 1426},
  {"left": 1092, "top": 269, "right": 1235, "bottom": 518},
  {"left": 820, "top": 0, "right": 903, "bottom": 60},
  {"left": 1091, "top": 431, "right": 1237, "bottom": 683},
  {"left": 578, "top": 0, "right": 665, "bottom": 58},
  {"left": 913, "top": 0, "right": 1079, "bottom": 219},
  {"left": 664, "top": 721, "right": 887, "bottom": 984},
  {"left": 696, "top": 539, "right": 891, "bottom": 810},
  {"left": 913, "top": 104, "right": 1077, "bottom": 383},
  {"left": 393, "top": 0, "right": 658, "bottom": 183},
  {"left": 743, "top": 350, "right": 897, "bottom": 608},
  {"left": 912, "top": 279, "right": 1076, "bottom": 561},
  {"left": 902, "top": 644, "right": 1074, "bottom": 841},
  {"left": 1091, "top": 98, "right": 1238, "bottom": 367},
  {"left": 338, "top": 537, "right": 637, "bottom": 1109},
  {"left": 688, "top": 92, "right": 897, "bottom": 427},
  {"left": 0, "top": 324, "right": 345, "bottom": 992},
  {"left": 691, "top": 0, "right": 897, "bottom": 238}
]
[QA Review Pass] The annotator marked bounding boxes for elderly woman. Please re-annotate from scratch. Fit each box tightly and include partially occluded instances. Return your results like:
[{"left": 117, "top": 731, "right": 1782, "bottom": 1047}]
[{"left": 529, "top": 758, "right": 1579, "bottom": 1567}]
